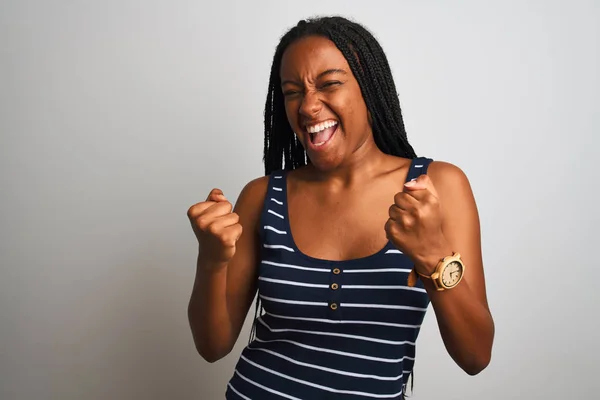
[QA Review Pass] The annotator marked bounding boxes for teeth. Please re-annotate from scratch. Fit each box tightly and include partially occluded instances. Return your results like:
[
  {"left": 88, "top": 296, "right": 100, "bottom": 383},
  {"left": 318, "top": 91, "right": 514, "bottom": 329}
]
[{"left": 306, "top": 120, "right": 338, "bottom": 134}]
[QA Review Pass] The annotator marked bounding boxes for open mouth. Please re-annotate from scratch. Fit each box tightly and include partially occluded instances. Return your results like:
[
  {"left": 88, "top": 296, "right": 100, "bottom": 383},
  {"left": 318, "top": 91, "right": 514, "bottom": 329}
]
[{"left": 306, "top": 120, "right": 338, "bottom": 147}]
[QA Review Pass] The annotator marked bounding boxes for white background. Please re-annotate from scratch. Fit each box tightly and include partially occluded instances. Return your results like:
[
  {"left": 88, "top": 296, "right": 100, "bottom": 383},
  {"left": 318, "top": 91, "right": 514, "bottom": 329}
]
[{"left": 1, "top": 0, "right": 598, "bottom": 399}]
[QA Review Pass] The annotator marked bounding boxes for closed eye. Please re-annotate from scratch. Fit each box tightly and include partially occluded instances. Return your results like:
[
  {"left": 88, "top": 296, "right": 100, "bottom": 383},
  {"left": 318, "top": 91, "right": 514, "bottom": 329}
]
[
  {"left": 283, "top": 90, "right": 300, "bottom": 97},
  {"left": 321, "top": 81, "right": 342, "bottom": 89}
]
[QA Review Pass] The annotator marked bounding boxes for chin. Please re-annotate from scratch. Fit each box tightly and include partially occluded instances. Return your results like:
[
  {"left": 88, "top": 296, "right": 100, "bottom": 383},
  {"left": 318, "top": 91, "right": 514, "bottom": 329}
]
[{"left": 306, "top": 153, "right": 344, "bottom": 172}]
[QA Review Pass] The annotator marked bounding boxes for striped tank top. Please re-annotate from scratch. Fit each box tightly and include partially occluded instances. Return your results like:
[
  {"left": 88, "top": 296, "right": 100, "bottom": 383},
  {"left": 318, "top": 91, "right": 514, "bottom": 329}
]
[{"left": 226, "top": 157, "right": 434, "bottom": 399}]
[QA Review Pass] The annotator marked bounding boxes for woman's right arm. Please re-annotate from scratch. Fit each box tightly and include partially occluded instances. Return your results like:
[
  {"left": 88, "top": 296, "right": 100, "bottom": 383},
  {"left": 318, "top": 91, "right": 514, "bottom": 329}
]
[{"left": 186, "top": 176, "right": 268, "bottom": 362}]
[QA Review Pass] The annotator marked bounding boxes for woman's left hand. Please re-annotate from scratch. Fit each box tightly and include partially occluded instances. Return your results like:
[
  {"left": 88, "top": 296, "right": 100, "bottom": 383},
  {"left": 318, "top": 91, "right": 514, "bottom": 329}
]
[{"left": 384, "top": 174, "right": 453, "bottom": 275}]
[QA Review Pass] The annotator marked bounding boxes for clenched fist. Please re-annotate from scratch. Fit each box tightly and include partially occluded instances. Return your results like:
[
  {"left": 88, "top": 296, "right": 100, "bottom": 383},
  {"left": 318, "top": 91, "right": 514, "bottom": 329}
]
[
  {"left": 384, "top": 174, "right": 451, "bottom": 275},
  {"left": 187, "top": 188, "right": 243, "bottom": 268}
]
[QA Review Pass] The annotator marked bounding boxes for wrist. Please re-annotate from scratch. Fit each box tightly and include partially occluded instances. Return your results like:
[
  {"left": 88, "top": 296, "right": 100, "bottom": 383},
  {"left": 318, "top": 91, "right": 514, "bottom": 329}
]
[
  {"left": 197, "top": 251, "right": 229, "bottom": 274},
  {"left": 414, "top": 243, "right": 454, "bottom": 275}
]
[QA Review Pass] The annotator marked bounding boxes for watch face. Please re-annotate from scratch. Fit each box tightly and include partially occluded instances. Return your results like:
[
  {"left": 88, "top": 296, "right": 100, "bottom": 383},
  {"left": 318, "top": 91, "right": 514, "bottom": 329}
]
[{"left": 441, "top": 261, "right": 463, "bottom": 287}]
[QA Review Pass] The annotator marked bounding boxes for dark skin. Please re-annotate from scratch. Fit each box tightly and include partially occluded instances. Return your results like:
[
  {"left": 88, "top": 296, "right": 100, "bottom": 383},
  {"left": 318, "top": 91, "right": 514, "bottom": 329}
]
[{"left": 187, "top": 35, "right": 494, "bottom": 375}]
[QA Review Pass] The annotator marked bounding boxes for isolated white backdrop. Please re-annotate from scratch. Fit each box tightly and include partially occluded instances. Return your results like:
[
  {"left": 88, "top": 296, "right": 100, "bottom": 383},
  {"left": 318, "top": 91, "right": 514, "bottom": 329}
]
[{"left": 1, "top": 0, "right": 597, "bottom": 399}]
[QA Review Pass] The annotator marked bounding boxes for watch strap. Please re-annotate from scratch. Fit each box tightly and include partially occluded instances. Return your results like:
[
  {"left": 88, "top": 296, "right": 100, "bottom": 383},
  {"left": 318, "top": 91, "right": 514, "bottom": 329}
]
[{"left": 407, "top": 269, "right": 419, "bottom": 287}]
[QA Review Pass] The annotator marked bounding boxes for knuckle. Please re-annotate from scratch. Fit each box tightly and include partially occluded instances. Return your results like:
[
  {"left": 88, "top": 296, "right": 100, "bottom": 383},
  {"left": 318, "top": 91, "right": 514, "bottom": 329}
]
[
  {"left": 196, "top": 217, "right": 210, "bottom": 231},
  {"left": 230, "top": 224, "right": 243, "bottom": 240},
  {"left": 201, "top": 220, "right": 216, "bottom": 235},
  {"left": 384, "top": 218, "right": 393, "bottom": 231},
  {"left": 207, "top": 222, "right": 222, "bottom": 236},
  {"left": 421, "top": 202, "right": 435, "bottom": 216},
  {"left": 413, "top": 206, "right": 424, "bottom": 219},
  {"left": 429, "top": 196, "right": 439, "bottom": 207},
  {"left": 223, "top": 229, "right": 239, "bottom": 246},
  {"left": 386, "top": 219, "right": 399, "bottom": 234},
  {"left": 388, "top": 205, "right": 396, "bottom": 217},
  {"left": 216, "top": 200, "right": 231, "bottom": 212},
  {"left": 220, "top": 235, "right": 232, "bottom": 247},
  {"left": 393, "top": 192, "right": 404, "bottom": 205},
  {"left": 187, "top": 204, "right": 200, "bottom": 219}
]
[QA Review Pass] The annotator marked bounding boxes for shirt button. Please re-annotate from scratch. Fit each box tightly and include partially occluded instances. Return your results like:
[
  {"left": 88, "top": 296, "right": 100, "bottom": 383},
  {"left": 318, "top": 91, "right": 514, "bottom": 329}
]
[
  {"left": 332, "top": 268, "right": 341, "bottom": 275},
  {"left": 331, "top": 283, "right": 339, "bottom": 290},
  {"left": 330, "top": 303, "right": 338, "bottom": 310}
]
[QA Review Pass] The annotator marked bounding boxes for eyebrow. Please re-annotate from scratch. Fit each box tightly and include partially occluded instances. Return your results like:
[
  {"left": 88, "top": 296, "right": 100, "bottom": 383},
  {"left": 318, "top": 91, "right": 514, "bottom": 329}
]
[{"left": 281, "top": 68, "right": 347, "bottom": 86}]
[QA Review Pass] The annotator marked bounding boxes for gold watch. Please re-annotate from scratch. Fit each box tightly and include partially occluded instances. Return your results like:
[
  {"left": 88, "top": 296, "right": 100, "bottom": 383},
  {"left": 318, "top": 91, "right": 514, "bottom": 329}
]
[{"left": 407, "top": 252, "right": 465, "bottom": 291}]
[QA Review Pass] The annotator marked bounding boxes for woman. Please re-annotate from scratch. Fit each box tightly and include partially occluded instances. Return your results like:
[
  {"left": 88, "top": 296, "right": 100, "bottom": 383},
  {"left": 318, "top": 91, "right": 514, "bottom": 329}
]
[{"left": 187, "top": 16, "right": 494, "bottom": 399}]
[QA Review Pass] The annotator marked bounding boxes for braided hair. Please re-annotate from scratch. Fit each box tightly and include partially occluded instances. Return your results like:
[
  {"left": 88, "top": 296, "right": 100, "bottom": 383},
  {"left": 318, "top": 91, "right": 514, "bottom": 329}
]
[{"left": 263, "top": 16, "right": 417, "bottom": 175}]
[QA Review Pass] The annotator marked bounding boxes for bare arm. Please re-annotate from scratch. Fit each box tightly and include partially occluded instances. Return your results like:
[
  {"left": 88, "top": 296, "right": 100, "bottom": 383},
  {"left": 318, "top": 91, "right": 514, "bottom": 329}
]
[
  {"left": 386, "top": 161, "right": 494, "bottom": 375},
  {"left": 417, "top": 161, "right": 495, "bottom": 375},
  {"left": 187, "top": 176, "right": 268, "bottom": 362}
]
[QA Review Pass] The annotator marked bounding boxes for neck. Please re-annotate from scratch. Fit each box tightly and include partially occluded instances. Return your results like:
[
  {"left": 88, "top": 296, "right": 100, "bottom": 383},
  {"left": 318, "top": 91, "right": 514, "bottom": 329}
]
[{"left": 305, "top": 135, "right": 390, "bottom": 188}]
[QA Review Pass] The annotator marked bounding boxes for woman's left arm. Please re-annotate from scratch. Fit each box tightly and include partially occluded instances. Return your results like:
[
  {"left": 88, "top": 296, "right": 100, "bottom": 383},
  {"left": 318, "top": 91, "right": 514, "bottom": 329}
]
[{"left": 386, "top": 161, "right": 495, "bottom": 375}]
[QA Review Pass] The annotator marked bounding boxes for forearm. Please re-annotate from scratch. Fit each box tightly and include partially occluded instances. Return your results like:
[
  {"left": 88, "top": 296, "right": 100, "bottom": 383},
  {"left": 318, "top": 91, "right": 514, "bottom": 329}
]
[
  {"left": 188, "top": 255, "right": 234, "bottom": 362},
  {"left": 423, "top": 277, "right": 494, "bottom": 375}
]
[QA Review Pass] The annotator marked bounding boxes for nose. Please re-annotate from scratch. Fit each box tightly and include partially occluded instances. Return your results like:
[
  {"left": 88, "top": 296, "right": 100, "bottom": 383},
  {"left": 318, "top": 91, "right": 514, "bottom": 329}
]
[{"left": 298, "top": 90, "right": 322, "bottom": 119}]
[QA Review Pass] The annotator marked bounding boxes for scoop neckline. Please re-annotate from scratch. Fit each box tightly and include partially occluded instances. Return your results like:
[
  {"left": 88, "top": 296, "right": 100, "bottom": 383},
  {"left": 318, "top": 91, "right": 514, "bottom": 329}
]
[{"left": 280, "top": 159, "right": 418, "bottom": 265}]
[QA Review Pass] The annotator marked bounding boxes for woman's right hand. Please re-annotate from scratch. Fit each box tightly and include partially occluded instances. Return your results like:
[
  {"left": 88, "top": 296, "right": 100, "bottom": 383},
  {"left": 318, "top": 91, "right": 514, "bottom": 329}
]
[{"left": 187, "top": 189, "right": 243, "bottom": 269}]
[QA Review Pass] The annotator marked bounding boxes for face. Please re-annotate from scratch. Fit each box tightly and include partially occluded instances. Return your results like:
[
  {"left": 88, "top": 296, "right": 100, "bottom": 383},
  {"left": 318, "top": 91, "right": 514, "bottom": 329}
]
[{"left": 279, "top": 35, "right": 373, "bottom": 170}]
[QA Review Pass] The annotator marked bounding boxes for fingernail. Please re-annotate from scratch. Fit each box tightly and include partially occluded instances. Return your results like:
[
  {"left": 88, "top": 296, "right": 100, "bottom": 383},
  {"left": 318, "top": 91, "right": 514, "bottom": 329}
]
[{"left": 404, "top": 180, "right": 416, "bottom": 187}]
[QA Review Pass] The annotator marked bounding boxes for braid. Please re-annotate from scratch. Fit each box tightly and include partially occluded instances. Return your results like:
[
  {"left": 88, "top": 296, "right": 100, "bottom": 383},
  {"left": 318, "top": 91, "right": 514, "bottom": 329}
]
[{"left": 262, "top": 15, "right": 417, "bottom": 175}]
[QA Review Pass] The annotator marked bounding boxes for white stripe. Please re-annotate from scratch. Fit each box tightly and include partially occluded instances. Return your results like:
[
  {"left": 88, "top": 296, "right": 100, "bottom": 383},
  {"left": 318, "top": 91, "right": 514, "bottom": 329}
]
[
  {"left": 260, "top": 295, "right": 427, "bottom": 311},
  {"left": 385, "top": 249, "right": 403, "bottom": 254},
  {"left": 267, "top": 209, "right": 284, "bottom": 219},
  {"left": 265, "top": 312, "right": 421, "bottom": 329},
  {"left": 270, "top": 198, "right": 283, "bottom": 205},
  {"left": 261, "top": 260, "right": 330, "bottom": 272},
  {"left": 260, "top": 294, "right": 326, "bottom": 306},
  {"left": 258, "top": 317, "right": 415, "bottom": 346},
  {"left": 242, "top": 355, "right": 404, "bottom": 398},
  {"left": 259, "top": 277, "right": 329, "bottom": 288},
  {"left": 415, "top": 164, "right": 423, "bottom": 168},
  {"left": 344, "top": 284, "right": 427, "bottom": 293},
  {"left": 344, "top": 268, "right": 411, "bottom": 273},
  {"left": 251, "top": 339, "right": 413, "bottom": 363},
  {"left": 227, "top": 383, "right": 251, "bottom": 400},
  {"left": 234, "top": 370, "right": 301, "bottom": 400},
  {"left": 264, "top": 225, "right": 287, "bottom": 235},
  {"left": 274, "top": 176, "right": 283, "bottom": 179},
  {"left": 343, "top": 303, "right": 428, "bottom": 311},
  {"left": 263, "top": 244, "right": 295, "bottom": 252},
  {"left": 248, "top": 345, "right": 403, "bottom": 381},
  {"left": 273, "top": 187, "right": 283, "bottom": 192}
]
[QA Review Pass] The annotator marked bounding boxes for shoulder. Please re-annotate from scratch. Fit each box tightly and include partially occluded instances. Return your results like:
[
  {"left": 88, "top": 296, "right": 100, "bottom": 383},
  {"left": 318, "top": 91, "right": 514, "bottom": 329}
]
[
  {"left": 427, "top": 160, "right": 471, "bottom": 188},
  {"left": 229, "top": 174, "right": 272, "bottom": 235},
  {"left": 239, "top": 174, "right": 271, "bottom": 198},
  {"left": 426, "top": 160, "right": 478, "bottom": 212},
  {"left": 234, "top": 174, "right": 271, "bottom": 211}
]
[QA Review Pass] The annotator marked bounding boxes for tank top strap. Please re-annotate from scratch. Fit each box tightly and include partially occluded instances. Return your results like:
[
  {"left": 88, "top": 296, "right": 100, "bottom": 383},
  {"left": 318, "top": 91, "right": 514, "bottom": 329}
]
[
  {"left": 405, "top": 157, "right": 434, "bottom": 183},
  {"left": 258, "top": 169, "right": 291, "bottom": 247},
  {"left": 251, "top": 169, "right": 289, "bottom": 344}
]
